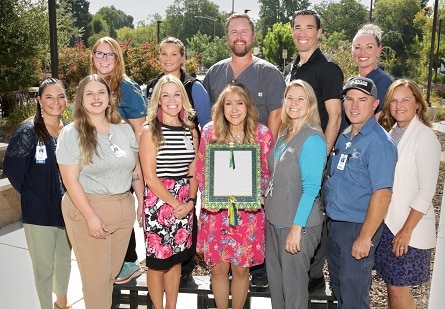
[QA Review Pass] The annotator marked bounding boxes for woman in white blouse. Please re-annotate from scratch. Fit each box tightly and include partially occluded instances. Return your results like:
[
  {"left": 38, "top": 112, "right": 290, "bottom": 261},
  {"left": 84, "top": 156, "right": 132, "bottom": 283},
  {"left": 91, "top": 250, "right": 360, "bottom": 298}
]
[{"left": 376, "top": 79, "right": 441, "bottom": 309}]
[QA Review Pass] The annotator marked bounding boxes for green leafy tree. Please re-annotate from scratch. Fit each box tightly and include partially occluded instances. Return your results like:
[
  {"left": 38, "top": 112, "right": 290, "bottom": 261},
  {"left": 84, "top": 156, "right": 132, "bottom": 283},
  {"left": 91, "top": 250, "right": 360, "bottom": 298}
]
[
  {"left": 116, "top": 23, "right": 159, "bottom": 45},
  {"left": 0, "top": 0, "right": 47, "bottom": 92},
  {"left": 96, "top": 6, "right": 134, "bottom": 38},
  {"left": 374, "top": 0, "right": 423, "bottom": 77},
  {"left": 65, "top": 0, "right": 92, "bottom": 46},
  {"left": 163, "top": 0, "right": 224, "bottom": 43},
  {"left": 87, "top": 14, "right": 110, "bottom": 46},
  {"left": 186, "top": 32, "right": 230, "bottom": 69},
  {"left": 56, "top": 1, "right": 84, "bottom": 47},
  {"left": 259, "top": 0, "right": 310, "bottom": 27},
  {"left": 314, "top": 0, "right": 368, "bottom": 40},
  {"left": 263, "top": 22, "right": 296, "bottom": 69},
  {"left": 258, "top": 0, "right": 310, "bottom": 46}
]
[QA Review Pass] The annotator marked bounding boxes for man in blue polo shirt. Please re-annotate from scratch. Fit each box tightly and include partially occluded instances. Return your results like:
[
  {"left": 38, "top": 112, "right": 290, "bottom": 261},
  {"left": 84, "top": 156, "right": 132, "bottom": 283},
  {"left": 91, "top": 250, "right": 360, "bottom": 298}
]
[{"left": 323, "top": 76, "right": 397, "bottom": 309}]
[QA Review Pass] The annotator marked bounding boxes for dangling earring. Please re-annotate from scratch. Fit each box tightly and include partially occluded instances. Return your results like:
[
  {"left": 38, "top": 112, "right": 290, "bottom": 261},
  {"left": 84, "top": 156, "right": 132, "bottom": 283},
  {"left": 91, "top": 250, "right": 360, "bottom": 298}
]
[
  {"left": 40, "top": 105, "right": 44, "bottom": 118},
  {"left": 157, "top": 106, "right": 163, "bottom": 122}
]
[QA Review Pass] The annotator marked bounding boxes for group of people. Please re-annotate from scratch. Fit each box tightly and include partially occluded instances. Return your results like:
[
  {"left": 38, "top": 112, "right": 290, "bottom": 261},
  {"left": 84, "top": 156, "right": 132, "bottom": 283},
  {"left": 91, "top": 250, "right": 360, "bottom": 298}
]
[{"left": 2, "top": 9, "right": 441, "bottom": 309}]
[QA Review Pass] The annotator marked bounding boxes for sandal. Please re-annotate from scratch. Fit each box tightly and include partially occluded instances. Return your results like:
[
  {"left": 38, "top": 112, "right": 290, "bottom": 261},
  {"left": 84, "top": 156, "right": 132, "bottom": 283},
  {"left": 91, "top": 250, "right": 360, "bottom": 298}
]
[{"left": 54, "top": 302, "right": 73, "bottom": 309}]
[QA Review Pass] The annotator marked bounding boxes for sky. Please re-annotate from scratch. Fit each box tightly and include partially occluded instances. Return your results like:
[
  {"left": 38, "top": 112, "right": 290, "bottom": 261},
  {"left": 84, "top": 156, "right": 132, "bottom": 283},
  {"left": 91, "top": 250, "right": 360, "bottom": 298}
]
[{"left": 88, "top": 0, "right": 373, "bottom": 26}]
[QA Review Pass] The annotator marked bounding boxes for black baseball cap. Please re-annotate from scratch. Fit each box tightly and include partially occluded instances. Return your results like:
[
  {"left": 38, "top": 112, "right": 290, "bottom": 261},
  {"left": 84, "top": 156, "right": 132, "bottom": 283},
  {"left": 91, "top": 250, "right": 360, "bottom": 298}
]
[{"left": 341, "top": 76, "right": 377, "bottom": 99}]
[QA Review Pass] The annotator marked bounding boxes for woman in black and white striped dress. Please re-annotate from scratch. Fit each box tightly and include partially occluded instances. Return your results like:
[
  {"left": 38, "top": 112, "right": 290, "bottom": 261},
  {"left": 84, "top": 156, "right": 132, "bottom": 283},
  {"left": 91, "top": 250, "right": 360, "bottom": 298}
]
[{"left": 139, "top": 74, "right": 199, "bottom": 309}]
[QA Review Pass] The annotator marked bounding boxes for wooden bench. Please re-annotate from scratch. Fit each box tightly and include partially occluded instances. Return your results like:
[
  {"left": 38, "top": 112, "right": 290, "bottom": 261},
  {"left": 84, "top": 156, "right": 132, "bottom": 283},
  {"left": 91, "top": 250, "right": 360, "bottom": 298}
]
[{"left": 112, "top": 273, "right": 337, "bottom": 308}]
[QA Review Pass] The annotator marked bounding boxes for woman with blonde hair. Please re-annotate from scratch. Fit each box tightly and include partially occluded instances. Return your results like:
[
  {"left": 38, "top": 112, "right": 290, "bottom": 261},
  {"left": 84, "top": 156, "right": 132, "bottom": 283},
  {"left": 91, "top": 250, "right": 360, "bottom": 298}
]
[
  {"left": 196, "top": 82, "right": 273, "bottom": 309},
  {"left": 265, "top": 79, "right": 326, "bottom": 308},
  {"left": 341, "top": 24, "right": 394, "bottom": 130},
  {"left": 57, "top": 74, "right": 144, "bottom": 308},
  {"left": 139, "top": 75, "right": 199, "bottom": 309},
  {"left": 376, "top": 79, "right": 441, "bottom": 309},
  {"left": 91, "top": 36, "right": 146, "bottom": 283}
]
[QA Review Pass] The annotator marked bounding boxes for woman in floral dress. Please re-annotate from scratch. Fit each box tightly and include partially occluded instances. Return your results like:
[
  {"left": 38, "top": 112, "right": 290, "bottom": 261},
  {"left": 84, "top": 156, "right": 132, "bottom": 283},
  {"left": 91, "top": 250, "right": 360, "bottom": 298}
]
[
  {"left": 196, "top": 82, "right": 273, "bottom": 309},
  {"left": 139, "top": 75, "right": 199, "bottom": 309}
]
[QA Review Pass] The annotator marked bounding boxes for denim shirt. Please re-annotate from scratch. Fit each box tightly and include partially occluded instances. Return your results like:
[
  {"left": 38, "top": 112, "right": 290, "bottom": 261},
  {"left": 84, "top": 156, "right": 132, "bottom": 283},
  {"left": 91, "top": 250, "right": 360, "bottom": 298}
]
[{"left": 324, "top": 117, "right": 397, "bottom": 223}]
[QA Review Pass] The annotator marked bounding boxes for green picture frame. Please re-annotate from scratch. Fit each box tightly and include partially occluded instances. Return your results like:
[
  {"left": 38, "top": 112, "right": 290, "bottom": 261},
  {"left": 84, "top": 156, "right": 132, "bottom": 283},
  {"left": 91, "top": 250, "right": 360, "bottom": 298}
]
[{"left": 204, "top": 143, "right": 262, "bottom": 209}]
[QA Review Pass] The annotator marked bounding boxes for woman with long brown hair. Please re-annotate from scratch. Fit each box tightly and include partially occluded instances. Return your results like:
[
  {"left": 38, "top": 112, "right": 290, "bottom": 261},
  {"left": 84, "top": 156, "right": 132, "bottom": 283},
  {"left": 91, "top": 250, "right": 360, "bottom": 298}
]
[{"left": 57, "top": 74, "right": 144, "bottom": 308}]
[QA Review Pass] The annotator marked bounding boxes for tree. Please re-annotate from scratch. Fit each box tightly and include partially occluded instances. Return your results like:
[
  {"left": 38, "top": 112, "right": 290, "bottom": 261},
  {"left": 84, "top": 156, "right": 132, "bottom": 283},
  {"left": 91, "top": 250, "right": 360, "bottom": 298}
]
[
  {"left": 0, "top": 0, "right": 47, "bottom": 92},
  {"left": 163, "top": 0, "right": 224, "bottom": 44},
  {"left": 117, "top": 25, "right": 158, "bottom": 45},
  {"left": 258, "top": 0, "right": 310, "bottom": 39},
  {"left": 374, "top": 0, "right": 423, "bottom": 77},
  {"left": 96, "top": 6, "right": 134, "bottom": 38},
  {"left": 87, "top": 14, "right": 110, "bottom": 46},
  {"left": 258, "top": 0, "right": 311, "bottom": 28},
  {"left": 262, "top": 22, "right": 296, "bottom": 69},
  {"left": 56, "top": 1, "right": 84, "bottom": 47},
  {"left": 186, "top": 32, "right": 230, "bottom": 69},
  {"left": 64, "top": 0, "right": 92, "bottom": 46},
  {"left": 314, "top": 0, "right": 368, "bottom": 40}
]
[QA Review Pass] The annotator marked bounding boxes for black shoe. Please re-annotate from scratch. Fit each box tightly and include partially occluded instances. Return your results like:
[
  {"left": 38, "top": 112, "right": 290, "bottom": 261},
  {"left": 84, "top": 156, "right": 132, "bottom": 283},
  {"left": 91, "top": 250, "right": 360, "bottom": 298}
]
[
  {"left": 180, "top": 272, "right": 197, "bottom": 288},
  {"left": 308, "top": 276, "right": 325, "bottom": 293},
  {"left": 250, "top": 273, "right": 269, "bottom": 289}
]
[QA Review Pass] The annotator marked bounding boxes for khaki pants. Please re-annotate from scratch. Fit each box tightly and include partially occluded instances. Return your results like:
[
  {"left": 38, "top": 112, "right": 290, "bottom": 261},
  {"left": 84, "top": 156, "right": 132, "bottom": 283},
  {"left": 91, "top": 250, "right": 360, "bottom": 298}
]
[
  {"left": 24, "top": 224, "right": 71, "bottom": 309},
  {"left": 62, "top": 192, "right": 135, "bottom": 309}
]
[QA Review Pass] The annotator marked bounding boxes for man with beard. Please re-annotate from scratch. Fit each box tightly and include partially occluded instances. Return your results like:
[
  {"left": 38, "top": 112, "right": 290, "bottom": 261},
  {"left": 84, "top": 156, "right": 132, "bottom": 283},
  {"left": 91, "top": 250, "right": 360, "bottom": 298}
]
[
  {"left": 203, "top": 13, "right": 284, "bottom": 140},
  {"left": 202, "top": 13, "right": 285, "bottom": 290}
]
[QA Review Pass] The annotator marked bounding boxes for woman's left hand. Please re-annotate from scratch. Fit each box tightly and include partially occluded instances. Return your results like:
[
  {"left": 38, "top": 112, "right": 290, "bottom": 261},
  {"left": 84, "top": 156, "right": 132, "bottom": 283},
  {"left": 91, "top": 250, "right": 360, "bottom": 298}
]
[
  {"left": 137, "top": 205, "right": 143, "bottom": 228},
  {"left": 173, "top": 200, "right": 194, "bottom": 219},
  {"left": 391, "top": 229, "right": 412, "bottom": 257},
  {"left": 285, "top": 224, "right": 302, "bottom": 254}
]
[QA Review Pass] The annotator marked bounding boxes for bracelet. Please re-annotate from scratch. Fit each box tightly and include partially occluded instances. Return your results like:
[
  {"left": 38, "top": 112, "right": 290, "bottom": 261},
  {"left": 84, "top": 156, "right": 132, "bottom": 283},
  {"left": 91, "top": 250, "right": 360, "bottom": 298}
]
[{"left": 187, "top": 197, "right": 197, "bottom": 205}]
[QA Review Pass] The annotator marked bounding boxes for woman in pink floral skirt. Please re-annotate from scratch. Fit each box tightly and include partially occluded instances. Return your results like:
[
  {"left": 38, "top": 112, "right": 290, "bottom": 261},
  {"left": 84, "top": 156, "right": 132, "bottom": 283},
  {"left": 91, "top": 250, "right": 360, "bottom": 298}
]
[{"left": 139, "top": 75, "right": 199, "bottom": 309}]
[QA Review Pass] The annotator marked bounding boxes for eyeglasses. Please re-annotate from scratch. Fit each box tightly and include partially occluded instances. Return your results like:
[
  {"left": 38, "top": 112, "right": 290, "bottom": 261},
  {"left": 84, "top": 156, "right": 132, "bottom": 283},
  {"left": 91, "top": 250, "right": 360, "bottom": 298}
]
[{"left": 93, "top": 51, "right": 116, "bottom": 60}]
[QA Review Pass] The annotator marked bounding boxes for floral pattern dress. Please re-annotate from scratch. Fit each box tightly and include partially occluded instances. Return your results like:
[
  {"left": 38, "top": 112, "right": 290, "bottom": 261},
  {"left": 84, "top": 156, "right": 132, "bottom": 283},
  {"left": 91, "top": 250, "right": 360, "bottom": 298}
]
[
  {"left": 143, "top": 125, "right": 195, "bottom": 270},
  {"left": 196, "top": 122, "right": 273, "bottom": 267}
]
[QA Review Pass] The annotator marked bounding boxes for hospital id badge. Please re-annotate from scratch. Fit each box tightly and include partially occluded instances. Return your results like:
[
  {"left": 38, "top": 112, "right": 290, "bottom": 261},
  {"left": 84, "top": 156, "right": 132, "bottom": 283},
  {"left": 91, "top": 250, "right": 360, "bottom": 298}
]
[
  {"left": 35, "top": 144, "right": 47, "bottom": 164},
  {"left": 110, "top": 144, "right": 127, "bottom": 158},
  {"left": 336, "top": 153, "right": 348, "bottom": 171},
  {"left": 184, "top": 135, "right": 193, "bottom": 150}
]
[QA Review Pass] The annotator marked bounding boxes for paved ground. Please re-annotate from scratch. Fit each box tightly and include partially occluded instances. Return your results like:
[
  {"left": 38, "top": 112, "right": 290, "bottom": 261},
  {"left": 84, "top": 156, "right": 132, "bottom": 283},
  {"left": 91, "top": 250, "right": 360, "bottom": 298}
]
[{"left": 0, "top": 218, "right": 280, "bottom": 308}]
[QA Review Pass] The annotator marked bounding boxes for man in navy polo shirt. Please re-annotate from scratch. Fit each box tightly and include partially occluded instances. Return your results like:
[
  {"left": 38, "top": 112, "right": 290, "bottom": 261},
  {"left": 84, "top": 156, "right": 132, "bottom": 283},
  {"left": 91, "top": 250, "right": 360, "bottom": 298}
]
[{"left": 323, "top": 76, "right": 397, "bottom": 309}]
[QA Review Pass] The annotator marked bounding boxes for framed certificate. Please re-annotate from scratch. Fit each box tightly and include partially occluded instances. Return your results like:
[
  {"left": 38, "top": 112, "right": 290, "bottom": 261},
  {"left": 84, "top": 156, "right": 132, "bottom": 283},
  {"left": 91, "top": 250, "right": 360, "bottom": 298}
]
[{"left": 204, "top": 143, "right": 262, "bottom": 209}]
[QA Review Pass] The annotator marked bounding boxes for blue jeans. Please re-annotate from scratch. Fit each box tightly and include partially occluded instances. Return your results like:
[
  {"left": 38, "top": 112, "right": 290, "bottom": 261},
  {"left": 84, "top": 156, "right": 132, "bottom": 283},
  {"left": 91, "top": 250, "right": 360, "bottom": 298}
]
[{"left": 326, "top": 221, "right": 382, "bottom": 309}]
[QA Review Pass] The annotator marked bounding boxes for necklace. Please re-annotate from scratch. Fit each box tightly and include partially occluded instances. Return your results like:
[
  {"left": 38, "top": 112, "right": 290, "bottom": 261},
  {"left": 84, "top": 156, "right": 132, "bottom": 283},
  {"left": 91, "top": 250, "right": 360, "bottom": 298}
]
[{"left": 229, "top": 130, "right": 244, "bottom": 143}]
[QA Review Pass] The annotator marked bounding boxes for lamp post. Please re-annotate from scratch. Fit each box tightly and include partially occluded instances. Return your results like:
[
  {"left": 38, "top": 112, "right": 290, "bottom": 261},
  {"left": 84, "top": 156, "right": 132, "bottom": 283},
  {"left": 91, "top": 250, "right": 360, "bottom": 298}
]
[
  {"left": 427, "top": 0, "right": 439, "bottom": 107},
  {"left": 282, "top": 49, "right": 288, "bottom": 75},
  {"left": 369, "top": 0, "right": 373, "bottom": 22},
  {"left": 48, "top": 0, "right": 58, "bottom": 78},
  {"left": 194, "top": 15, "right": 216, "bottom": 39},
  {"left": 157, "top": 20, "right": 162, "bottom": 43},
  {"left": 435, "top": 19, "right": 443, "bottom": 84}
]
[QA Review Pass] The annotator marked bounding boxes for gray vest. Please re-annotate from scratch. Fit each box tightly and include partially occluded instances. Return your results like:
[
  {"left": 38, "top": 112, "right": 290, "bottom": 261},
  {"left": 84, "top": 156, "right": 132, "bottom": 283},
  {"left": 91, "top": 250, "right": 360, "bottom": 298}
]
[{"left": 265, "top": 125, "right": 324, "bottom": 228}]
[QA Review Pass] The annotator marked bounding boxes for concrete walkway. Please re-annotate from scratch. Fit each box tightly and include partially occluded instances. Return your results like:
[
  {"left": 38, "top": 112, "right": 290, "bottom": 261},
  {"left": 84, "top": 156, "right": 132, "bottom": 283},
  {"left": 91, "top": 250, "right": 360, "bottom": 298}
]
[{"left": 0, "top": 219, "right": 274, "bottom": 308}]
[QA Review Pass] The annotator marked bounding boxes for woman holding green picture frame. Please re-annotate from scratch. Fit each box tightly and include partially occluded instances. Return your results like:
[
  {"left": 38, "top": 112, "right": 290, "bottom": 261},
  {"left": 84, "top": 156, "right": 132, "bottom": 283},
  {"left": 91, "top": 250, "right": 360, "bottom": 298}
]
[{"left": 195, "top": 82, "right": 273, "bottom": 309}]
